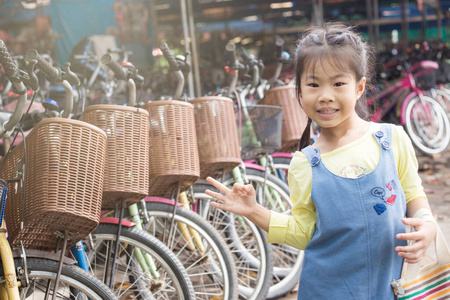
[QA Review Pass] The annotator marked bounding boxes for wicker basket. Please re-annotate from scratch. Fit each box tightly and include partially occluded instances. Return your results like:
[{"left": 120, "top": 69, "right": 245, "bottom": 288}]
[
  {"left": 237, "top": 105, "right": 283, "bottom": 160},
  {"left": 0, "top": 118, "right": 107, "bottom": 250},
  {"left": 83, "top": 105, "right": 150, "bottom": 209},
  {"left": 191, "top": 96, "right": 241, "bottom": 179},
  {"left": 261, "top": 85, "right": 309, "bottom": 152},
  {"left": 143, "top": 100, "right": 200, "bottom": 197}
]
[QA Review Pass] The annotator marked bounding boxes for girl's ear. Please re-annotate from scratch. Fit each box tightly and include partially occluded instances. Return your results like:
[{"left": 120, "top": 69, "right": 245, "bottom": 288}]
[{"left": 356, "top": 77, "right": 366, "bottom": 100}]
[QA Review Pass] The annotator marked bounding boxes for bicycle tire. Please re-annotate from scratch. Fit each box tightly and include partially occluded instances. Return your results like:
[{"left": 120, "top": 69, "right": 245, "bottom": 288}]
[
  {"left": 433, "top": 88, "right": 450, "bottom": 118},
  {"left": 1, "top": 257, "right": 118, "bottom": 299},
  {"left": 404, "top": 95, "right": 450, "bottom": 155},
  {"left": 85, "top": 223, "right": 195, "bottom": 300},
  {"left": 271, "top": 156, "right": 292, "bottom": 184},
  {"left": 141, "top": 202, "right": 239, "bottom": 300},
  {"left": 192, "top": 191, "right": 274, "bottom": 300},
  {"left": 222, "top": 167, "right": 304, "bottom": 299}
]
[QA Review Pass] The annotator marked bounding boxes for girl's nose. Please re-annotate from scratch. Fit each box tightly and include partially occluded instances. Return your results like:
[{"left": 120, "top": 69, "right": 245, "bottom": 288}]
[
  {"left": 318, "top": 94, "right": 335, "bottom": 103},
  {"left": 318, "top": 87, "right": 334, "bottom": 102}
]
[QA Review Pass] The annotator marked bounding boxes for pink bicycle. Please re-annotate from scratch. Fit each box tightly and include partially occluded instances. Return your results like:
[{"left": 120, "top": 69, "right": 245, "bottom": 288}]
[{"left": 368, "top": 59, "right": 450, "bottom": 155}]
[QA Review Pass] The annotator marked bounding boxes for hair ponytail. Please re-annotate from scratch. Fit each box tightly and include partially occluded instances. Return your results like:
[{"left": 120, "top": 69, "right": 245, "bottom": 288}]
[{"left": 299, "top": 117, "right": 313, "bottom": 150}]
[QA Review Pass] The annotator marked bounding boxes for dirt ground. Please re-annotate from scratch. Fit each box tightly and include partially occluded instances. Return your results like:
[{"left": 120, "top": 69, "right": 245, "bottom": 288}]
[{"left": 279, "top": 147, "right": 450, "bottom": 300}]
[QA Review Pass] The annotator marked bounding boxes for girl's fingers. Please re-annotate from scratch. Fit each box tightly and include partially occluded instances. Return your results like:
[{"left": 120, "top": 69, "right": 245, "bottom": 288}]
[
  {"left": 205, "top": 189, "right": 225, "bottom": 202},
  {"left": 232, "top": 182, "right": 244, "bottom": 193},
  {"left": 396, "top": 231, "right": 423, "bottom": 241},
  {"left": 402, "top": 217, "right": 425, "bottom": 227},
  {"left": 206, "top": 176, "right": 230, "bottom": 194}
]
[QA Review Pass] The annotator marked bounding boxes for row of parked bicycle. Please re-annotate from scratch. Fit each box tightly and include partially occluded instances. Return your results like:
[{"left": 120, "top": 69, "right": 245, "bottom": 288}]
[
  {"left": 0, "top": 36, "right": 305, "bottom": 300},
  {"left": 0, "top": 33, "right": 449, "bottom": 300}
]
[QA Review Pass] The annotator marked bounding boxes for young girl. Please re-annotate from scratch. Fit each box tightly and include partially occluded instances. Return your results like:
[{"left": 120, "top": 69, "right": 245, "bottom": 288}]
[{"left": 205, "top": 23, "right": 438, "bottom": 299}]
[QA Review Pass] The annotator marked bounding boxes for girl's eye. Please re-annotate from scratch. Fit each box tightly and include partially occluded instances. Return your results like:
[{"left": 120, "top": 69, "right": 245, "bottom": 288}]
[
  {"left": 334, "top": 82, "right": 345, "bottom": 87},
  {"left": 308, "top": 83, "right": 318, "bottom": 87}
]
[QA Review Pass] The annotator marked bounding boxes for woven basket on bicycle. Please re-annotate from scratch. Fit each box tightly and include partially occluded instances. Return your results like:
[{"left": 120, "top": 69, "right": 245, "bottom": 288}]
[
  {"left": 237, "top": 104, "right": 283, "bottom": 160},
  {"left": 261, "top": 85, "right": 309, "bottom": 152},
  {"left": 191, "top": 96, "right": 241, "bottom": 179},
  {"left": 83, "top": 105, "right": 150, "bottom": 209},
  {"left": 143, "top": 100, "right": 200, "bottom": 198},
  {"left": 0, "top": 118, "right": 107, "bottom": 250}
]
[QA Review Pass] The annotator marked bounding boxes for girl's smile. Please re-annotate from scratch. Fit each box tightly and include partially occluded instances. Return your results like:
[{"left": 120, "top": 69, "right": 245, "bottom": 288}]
[
  {"left": 317, "top": 107, "right": 339, "bottom": 119},
  {"left": 300, "top": 58, "right": 366, "bottom": 132}
]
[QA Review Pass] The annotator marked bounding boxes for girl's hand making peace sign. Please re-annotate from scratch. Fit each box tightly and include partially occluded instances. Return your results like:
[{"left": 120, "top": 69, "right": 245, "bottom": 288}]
[{"left": 205, "top": 177, "right": 271, "bottom": 232}]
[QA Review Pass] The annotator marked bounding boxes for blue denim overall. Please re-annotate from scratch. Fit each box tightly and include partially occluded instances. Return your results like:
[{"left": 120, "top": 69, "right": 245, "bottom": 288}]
[{"left": 298, "top": 124, "right": 407, "bottom": 299}]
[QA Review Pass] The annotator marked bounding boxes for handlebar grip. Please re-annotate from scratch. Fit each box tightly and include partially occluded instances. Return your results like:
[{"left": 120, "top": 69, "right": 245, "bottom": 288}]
[
  {"left": 225, "top": 43, "right": 237, "bottom": 64},
  {"left": 160, "top": 43, "right": 179, "bottom": 70},
  {"left": 0, "top": 40, "right": 19, "bottom": 80},
  {"left": 275, "top": 36, "right": 284, "bottom": 59},
  {"left": 25, "top": 49, "right": 60, "bottom": 81},
  {"left": 101, "top": 53, "right": 127, "bottom": 80}
]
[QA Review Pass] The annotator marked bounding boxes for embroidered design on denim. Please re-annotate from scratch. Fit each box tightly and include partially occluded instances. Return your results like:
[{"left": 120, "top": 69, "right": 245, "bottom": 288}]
[
  {"left": 374, "top": 203, "right": 387, "bottom": 215},
  {"left": 386, "top": 180, "right": 396, "bottom": 191},
  {"left": 385, "top": 194, "right": 396, "bottom": 205},
  {"left": 371, "top": 187, "right": 386, "bottom": 200},
  {"left": 371, "top": 179, "right": 397, "bottom": 214}
]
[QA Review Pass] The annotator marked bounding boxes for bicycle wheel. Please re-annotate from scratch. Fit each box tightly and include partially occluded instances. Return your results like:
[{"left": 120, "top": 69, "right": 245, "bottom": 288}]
[
  {"left": 141, "top": 202, "right": 239, "bottom": 300},
  {"left": 192, "top": 191, "right": 274, "bottom": 300},
  {"left": 2, "top": 257, "right": 118, "bottom": 299},
  {"left": 270, "top": 156, "right": 292, "bottom": 184},
  {"left": 433, "top": 88, "right": 450, "bottom": 118},
  {"left": 85, "top": 223, "right": 195, "bottom": 300},
  {"left": 404, "top": 95, "right": 450, "bottom": 155},
  {"left": 222, "top": 167, "right": 303, "bottom": 299}
]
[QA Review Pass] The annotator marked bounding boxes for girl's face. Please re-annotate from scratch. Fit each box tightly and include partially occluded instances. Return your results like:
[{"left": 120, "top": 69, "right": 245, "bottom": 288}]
[{"left": 300, "top": 58, "right": 366, "bottom": 131}]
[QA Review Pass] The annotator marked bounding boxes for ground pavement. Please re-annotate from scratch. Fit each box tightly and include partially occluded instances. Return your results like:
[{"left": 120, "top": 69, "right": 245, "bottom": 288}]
[{"left": 279, "top": 147, "right": 450, "bottom": 300}]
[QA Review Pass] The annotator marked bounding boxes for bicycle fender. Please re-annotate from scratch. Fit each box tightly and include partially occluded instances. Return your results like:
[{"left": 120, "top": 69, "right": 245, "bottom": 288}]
[
  {"left": 12, "top": 249, "right": 77, "bottom": 265},
  {"left": 242, "top": 162, "right": 266, "bottom": 172},
  {"left": 99, "top": 217, "right": 136, "bottom": 227},
  {"left": 144, "top": 196, "right": 183, "bottom": 206}
]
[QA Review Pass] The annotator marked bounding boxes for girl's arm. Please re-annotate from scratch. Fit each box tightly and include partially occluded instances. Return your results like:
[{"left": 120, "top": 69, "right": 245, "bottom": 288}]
[
  {"left": 205, "top": 176, "right": 271, "bottom": 232},
  {"left": 395, "top": 197, "right": 437, "bottom": 264}
]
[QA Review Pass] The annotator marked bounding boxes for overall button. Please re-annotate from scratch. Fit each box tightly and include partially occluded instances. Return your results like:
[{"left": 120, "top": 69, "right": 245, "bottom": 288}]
[
  {"left": 311, "top": 156, "right": 320, "bottom": 166},
  {"left": 375, "top": 131, "right": 384, "bottom": 138},
  {"left": 381, "top": 141, "right": 390, "bottom": 150}
]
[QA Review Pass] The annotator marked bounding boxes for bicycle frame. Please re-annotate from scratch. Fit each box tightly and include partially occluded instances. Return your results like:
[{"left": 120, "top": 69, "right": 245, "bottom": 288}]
[{"left": 369, "top": 60, "right": 439, "bottom": 125}]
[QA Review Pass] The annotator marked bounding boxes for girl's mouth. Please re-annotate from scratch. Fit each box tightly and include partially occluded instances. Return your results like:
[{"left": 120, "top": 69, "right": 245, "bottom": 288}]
[{"left": 318, "top": 109, "right": 338, "bottom": 114}]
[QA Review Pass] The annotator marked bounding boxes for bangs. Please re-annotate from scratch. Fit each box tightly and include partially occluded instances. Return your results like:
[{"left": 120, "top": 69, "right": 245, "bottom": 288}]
[{"left": 302, "top": 46, "right": 360, "bottom": 79}]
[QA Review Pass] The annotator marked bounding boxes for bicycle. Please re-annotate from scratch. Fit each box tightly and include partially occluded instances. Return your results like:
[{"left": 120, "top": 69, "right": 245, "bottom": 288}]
[
  {"left": 0, "top": 39, "right": 117, "bottom": 299},
  {"left": 367, "top": 58, "right": 450, "bottom": 155},
  {"left": 128, "top": 43, "right": 240, "bottom": 299},
  {"left": 78, "top": 52, "right": 197, "bottom": 299}
]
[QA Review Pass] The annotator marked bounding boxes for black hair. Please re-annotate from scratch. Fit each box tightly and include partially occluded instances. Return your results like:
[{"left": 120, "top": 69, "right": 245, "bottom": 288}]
[{"left": 294, "top": 23, "right": 375, "bottom": 150}]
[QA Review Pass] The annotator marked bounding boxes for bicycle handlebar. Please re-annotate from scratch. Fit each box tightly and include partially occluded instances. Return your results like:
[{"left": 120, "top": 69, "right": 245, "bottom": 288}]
[
  {"left": 25, "top": 49, "right": 60, "bottom": 82},
  {"left": 159, "top": 43, "right": 185, "bottom": 100},
  {"left": 0, "top": 40, "right": 20, "bottom": 83},
  {"left": 224, "top": 43, "right": 241, "bottom": 97},
  {"left": 0, "top": 40, "right": 28, "bottom": 138},
  {"left": 160, "top": 43, "right": 179, "bottom": 71},
  {"left": 101, "top": 53, "right": 127, "bottom": 80},
  {"left": 275, "top": 36, "right": 284, "bottom": 60}
]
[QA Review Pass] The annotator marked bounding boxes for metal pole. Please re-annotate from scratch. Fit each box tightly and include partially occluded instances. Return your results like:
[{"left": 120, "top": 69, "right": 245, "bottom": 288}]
[
  {"left": 312, "top": 0, "right": 324, "bottom": 26},
  {"left": 180, "top": 0, "right": 195, "bottom": 98},
  {"left": 366, "top": 0, "right": 374, "bottom": 42},
  {"left": 186, "top": 0, "right": 201, "bottom": 97},
  {"left": 400, "top": 0, "right": 409, "bottom": 56},
  {"left": 373, "top": 0, "right": 380, "bottom": 48},
  {"left": 149, "top": 0, "right": 159, "bottom": 46}
]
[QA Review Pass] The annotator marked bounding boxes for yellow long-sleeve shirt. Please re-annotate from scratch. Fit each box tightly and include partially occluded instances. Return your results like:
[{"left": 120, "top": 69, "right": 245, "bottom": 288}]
[{"left": 267, "top": 123, "right": 427, "bottom": 250}]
